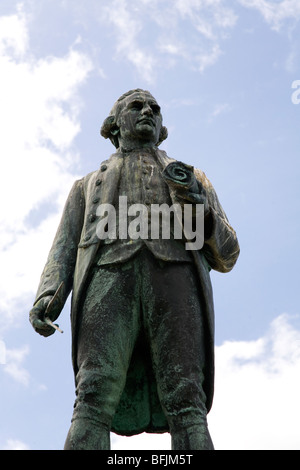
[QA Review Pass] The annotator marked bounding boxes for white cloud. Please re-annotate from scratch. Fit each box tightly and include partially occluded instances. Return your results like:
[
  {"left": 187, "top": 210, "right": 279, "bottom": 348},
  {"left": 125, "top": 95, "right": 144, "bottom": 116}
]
[
  {"left": 111, "top": 432, "right": 171, "bottom": 450},
  {"left": 208, "top": 102, "right": 232, "bottom": 122},
  {"left": 209, "top": 313, "right": 300, "bottom": 450},
  {"left": 0, "top": 5, "right": 93, "bottom": 327},
  {"left": 101, "top": 0, "right": 156, "bottom": 82},
  {"left": 238, "top": 0, "right": 300, "bottom": 30},
  {"left": 175, "top": 0, "right": 237, "bottom": 33},
  {"left": 2, "top": 439, "right": 30, "bottom": 450},
  {"left": 194, "top": 44, "right": 223, "bottom": 74},
  {"left": 4, "top": 345, "right": 30, "bottom": 386},
  {"left": 100, "top": 0, "right": 237, "bottom": 80},
  {"left": 0, "top": 3, "right": 28, "bottom": 56},
  {"left": 97, "top": 0, "right": 300, "bottom": 81},
  {"left": 0, "top": 340, "right": 5, "bottom": 365}
]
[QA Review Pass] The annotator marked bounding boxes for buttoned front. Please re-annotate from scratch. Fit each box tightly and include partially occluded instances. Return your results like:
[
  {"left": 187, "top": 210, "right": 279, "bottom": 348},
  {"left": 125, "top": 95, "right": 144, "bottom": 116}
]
[
  {"left": 97, "top": 149, "right": 192, "bottom": 265},
  {"left": 119, "top": 150, "right": 170, "bottom": 206},
  {"left": 77, "top": 160, "right": 112, "bottom": 248}
]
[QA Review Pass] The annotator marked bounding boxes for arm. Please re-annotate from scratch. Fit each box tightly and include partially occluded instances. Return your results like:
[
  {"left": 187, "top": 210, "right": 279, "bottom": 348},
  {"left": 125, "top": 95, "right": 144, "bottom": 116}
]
[
  {"left": 194, "top": 168, "right": 240, "bottom": 273},
  {"left": 30, "top": 179, "right": 85, "bottom": 336},
  {"left": 162, "top": 161, "right": 239, "bottom": 273}
]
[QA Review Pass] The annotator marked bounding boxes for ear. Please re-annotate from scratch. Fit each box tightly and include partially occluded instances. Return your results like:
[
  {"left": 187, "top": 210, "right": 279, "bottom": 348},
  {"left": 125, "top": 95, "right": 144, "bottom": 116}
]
[
  {"left": 157, "top": 126, "right": 168, "bottom": 146},
  {"left": 100, "top": 116, "right": 120, "bottom": 148},
  {"left": 110, "top": 127, "right": 120, "bottom": 136},
  {"left": 100, "top": 115, "right": 116, "bottom": 139}
]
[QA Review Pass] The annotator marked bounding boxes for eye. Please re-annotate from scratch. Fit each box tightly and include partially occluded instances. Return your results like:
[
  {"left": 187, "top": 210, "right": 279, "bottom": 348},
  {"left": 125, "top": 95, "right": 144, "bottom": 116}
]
[
  {"left": 150, "top": 104, "right": 161, "bottom": 114},
  {"left": 128, "top": 100, "right": 143, "bottom": 111}
]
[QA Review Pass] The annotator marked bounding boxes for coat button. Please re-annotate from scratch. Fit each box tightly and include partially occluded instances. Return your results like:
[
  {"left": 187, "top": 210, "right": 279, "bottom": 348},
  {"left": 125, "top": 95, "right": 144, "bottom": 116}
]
[
  {"left": 93, "top": 197, "right": 100, "bottom": 204},
  {"left": 89, "top": 214, "right": 96, "bottom": 222},
  {"left": 101, "top": 164, "right": 107, "bottom": 172},
  {"left": 95, "top": 179, "right": 102, "bottom": 186}
]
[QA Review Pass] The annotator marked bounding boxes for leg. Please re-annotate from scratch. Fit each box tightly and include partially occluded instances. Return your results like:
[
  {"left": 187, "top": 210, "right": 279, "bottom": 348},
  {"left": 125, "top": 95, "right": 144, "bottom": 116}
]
[
  {"left": 64, "top": 261, "right": 140, "bottom": 450},
  {"left": 140, "top": 252, "right": 214, "bottom": 450}
]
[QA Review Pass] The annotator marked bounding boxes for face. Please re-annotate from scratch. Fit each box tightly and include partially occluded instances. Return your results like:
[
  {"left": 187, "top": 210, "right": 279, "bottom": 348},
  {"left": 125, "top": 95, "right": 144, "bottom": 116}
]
[{"left": 116, "top": 92, "right": 163, "bottom": 149}]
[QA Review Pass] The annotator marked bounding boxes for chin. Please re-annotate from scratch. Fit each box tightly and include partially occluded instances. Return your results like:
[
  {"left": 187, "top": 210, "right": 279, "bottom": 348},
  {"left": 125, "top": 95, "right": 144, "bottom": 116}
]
[
  {"left": 137, "top": 123, "right": 154, "bottom": 132},
  {"left": 136, "top": 126, "right": 156, "bottom": 139}
]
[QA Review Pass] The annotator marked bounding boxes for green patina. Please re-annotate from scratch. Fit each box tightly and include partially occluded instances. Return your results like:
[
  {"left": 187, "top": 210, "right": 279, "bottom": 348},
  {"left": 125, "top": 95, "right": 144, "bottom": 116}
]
[{"left": 29, "top": 89, "right": 240, "bottom": 450}]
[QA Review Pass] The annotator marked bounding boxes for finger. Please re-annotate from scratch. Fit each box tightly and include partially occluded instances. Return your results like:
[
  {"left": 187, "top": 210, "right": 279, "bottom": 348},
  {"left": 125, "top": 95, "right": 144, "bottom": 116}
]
[
  {"left": 185, "top": 192, "right": 206, "bottom": 203},
  {"left": 34, "top": 324, "right": 56, "bottom": 337},
  {"left": 30, "top": 316, "right": 46, "bottom": 329},
  {"left": 197, "top": 181, "right": 206, "bottom": 195},
  {"left": 30, "top": 315, "right": 55, "bottom": 335}
]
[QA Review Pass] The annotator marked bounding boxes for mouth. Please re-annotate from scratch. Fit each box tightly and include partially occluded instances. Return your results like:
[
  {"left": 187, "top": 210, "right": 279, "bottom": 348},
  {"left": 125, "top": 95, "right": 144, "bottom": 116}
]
[{"left": 137, "top": 117, "right": 155, "bottom": 126}]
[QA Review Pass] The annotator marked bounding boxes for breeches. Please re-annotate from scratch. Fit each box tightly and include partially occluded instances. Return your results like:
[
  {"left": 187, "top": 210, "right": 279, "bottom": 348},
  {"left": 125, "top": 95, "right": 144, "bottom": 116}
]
[{"left": 72, "top": 249, "right": 208, "bottom": 432}]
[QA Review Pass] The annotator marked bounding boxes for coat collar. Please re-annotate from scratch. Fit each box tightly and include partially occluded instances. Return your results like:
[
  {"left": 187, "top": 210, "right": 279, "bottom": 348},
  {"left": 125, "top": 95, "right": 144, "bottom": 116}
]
[
  {"left": 104, "top": 148, "right": 175, "bottom": 168},
  {"left": 93, "top": 148, "right": 176, "bottom": 207}
]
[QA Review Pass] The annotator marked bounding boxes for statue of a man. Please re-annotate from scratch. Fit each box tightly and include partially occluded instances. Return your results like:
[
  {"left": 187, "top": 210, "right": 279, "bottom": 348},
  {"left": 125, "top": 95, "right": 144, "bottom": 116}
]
[{"left": 29, "top": 89, "right": 239, "bottom": 450}]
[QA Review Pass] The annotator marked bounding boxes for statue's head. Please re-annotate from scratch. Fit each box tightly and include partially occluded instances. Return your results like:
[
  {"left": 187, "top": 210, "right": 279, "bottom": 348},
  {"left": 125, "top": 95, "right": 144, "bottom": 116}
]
[{"left": 100, "top": 89, "right": 168, "bottom": 150}]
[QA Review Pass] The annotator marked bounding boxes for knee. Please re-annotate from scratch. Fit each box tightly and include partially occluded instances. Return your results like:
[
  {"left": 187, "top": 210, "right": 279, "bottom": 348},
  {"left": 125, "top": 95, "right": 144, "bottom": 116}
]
[
  {"left": 64, "top": 418, "right": 110, "bottom": 450},
  {"left": 73, "top": 368, "right": 125, "bottom": 426},
  {"left": 167, "top": 411, "right": 213, "bottom": 451},
  {"left": 158, "top": 376, "right": 207, "bottom": 420}
]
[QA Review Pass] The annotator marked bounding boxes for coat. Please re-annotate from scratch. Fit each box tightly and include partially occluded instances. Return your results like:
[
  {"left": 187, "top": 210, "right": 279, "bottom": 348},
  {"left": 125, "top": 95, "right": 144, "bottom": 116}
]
[{"left": 34, "top": 149, "right": 240, "bottom": 435}]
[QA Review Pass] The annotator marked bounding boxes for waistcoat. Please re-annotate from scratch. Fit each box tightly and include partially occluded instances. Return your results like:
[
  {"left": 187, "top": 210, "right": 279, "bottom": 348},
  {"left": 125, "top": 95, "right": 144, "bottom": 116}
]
[{"left": 97, "top": 149, "right": 191, "bottom": 265}]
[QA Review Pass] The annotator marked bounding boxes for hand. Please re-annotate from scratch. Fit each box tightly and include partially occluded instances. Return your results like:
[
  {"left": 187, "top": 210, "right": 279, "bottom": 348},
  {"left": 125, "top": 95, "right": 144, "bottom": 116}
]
[
  {"left": 178, "top": 181, "right": 210, "bottom": 216},
  {"left": 29, "top": 296, "right": 57, "bottom": 337},
  {"left": 162, "top": 162, "right": 210, "bottom": 215}
]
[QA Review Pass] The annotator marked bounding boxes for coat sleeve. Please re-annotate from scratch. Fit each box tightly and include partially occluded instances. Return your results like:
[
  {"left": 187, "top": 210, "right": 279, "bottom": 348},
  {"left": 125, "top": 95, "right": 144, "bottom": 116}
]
[
  {"left": 194, "top": 168, "right": 240, "bottom": 273},
  {"left": 33, "top": 179, "right": 85, "bottom": 315}
]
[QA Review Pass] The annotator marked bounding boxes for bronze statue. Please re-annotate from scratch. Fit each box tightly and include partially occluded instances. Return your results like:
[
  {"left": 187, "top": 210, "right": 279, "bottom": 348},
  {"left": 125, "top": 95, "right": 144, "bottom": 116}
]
[{"left": 29, "top": 89, "right": 239, "bottom": 450}]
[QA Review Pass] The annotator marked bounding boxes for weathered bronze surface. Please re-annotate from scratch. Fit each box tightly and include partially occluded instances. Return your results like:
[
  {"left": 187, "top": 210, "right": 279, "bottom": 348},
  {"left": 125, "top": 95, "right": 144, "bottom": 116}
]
[{"left": 29, "top": 89, "right": 240, "bottom": 450}]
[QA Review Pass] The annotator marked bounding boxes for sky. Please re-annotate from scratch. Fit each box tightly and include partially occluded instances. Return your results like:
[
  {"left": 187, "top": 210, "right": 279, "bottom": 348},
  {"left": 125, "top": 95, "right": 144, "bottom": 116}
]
[{"left": 0, "top": 0, "right": 300, "bottom": 451}]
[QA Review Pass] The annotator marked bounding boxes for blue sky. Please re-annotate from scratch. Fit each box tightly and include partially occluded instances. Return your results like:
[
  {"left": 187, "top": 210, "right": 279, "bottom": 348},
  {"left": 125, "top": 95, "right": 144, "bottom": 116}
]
[{"left": 0, "top": 0, "right": 300, "bottom": 450}]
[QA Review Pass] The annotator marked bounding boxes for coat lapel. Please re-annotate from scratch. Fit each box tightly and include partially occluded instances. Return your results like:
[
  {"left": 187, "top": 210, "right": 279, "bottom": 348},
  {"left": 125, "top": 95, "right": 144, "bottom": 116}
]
[
  {"left": 71, "top": 152, "right": 124, "bottom": 369},
  {"left": 98, "top": 152, "right": 124, "bottom": 206},
  {"left": 156, "top": 148, "right": 176, "bottom": 169}
]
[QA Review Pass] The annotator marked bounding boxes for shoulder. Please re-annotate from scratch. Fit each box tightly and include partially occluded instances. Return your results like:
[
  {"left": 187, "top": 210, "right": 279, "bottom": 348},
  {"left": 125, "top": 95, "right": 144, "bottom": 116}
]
[
  {"left": 81, "top": 169, "right": 98, "bottom": 184},
  {"left": 194, "top": 167, "right": 215, "bottom": 192},
  {"left": 81, "top": 153, "right": 120, "bottom": 181}
]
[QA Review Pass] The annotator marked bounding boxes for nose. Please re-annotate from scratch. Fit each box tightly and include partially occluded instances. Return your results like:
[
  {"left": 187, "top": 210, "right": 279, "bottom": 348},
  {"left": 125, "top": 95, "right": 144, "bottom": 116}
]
[{"left": 142, "top": 103, "right": 153, "bottom": 116}]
